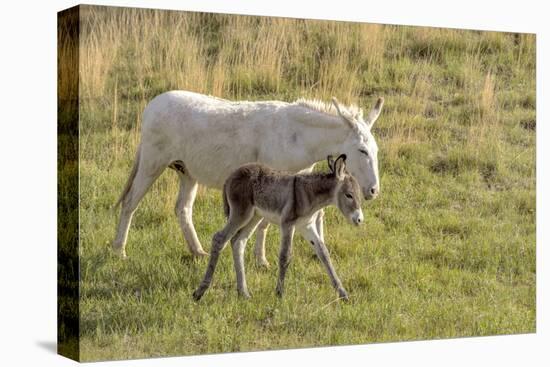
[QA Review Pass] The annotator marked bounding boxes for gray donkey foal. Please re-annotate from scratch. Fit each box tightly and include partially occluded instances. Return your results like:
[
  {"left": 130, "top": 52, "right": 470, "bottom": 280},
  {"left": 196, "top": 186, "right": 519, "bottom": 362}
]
[{"left": 193, "top": 154, "right": 363, "bottom": 301}]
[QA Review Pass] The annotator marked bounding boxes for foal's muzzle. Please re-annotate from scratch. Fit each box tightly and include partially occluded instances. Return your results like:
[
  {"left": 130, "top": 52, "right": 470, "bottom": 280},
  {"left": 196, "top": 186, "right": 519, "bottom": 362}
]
[{"left": 351, "top": 209, "right": 364, "bottom": 226}]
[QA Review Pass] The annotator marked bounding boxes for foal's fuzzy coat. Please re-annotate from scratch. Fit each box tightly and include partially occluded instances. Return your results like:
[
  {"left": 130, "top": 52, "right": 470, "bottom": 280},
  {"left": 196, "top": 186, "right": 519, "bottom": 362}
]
[{"left": 193, "top": 155, "right": 363, "bottom": 301}]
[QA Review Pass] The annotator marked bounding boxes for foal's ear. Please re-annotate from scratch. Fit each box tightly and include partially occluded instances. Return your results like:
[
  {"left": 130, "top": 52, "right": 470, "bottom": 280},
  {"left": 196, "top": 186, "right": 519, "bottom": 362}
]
[
  {"left": 334, "top": 154, "right": 347, "bottom": 179},
  {"left": 327, "top": 155, "right": 335, "bottom": 173}
]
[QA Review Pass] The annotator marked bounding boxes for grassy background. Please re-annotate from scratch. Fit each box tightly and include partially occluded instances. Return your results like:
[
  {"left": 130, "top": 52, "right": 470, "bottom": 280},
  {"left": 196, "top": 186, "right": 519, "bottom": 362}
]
[{"left": 74, "top": 5, "right": 535, "bottom": 361}]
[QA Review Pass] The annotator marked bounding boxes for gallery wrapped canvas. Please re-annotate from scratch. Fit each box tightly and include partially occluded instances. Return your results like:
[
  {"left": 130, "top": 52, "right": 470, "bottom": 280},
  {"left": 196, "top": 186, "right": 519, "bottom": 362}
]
[{"left": 58, "top": 4, "right": 536, "bottom": 362}]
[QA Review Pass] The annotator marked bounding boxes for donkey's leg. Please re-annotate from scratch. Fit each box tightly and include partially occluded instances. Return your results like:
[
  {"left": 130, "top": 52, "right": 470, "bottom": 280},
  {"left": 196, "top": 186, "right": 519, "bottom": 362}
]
[
  {"left": 231, "top": 215, "right": 263, "bottom": 298},
  {"left": 113, "top": 162, "right": 165, "bottom": 258},
  {"left": 275, "top": 225, "right": 295, "bottom": 298},
  {"left": 253, "top": 219, "right": 270, "bottom": 268},
  {"left": 174, "top": 170, "right": 207, "bottom": 257},
  {"left": 315, "top": 209, "right": 325, "bottom": 243},
  {"left": 193, "top": 208, "right": 254, "bottom": 301},
  {"left": 298, "top": 223, "right": 349, "bottom": 301}
]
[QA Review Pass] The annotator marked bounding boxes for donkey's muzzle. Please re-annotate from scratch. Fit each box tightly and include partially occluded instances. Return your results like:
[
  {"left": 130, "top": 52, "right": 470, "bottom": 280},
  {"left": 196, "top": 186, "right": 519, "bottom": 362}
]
[{"left": 364, "top": 186, "right": 379, "bottom": 200}]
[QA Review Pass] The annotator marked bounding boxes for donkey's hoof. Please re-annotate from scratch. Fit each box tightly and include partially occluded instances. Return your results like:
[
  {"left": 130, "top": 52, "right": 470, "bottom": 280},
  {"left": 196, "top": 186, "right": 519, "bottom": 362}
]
[
  {"left": 256, "top": 259, "right": 270, "bottom": 269},
  {"left": 193, "top": 250, "right": 209, "bottom": 258}
]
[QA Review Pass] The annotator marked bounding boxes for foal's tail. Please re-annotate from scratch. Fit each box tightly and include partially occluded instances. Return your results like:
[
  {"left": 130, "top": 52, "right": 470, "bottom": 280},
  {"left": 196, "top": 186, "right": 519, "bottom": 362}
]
[
  {"left": 222, "top": 182, "right": 230, "bottom": 218},
  {"left": 113, "top": 144, "right": 141, "bottom": 210}
]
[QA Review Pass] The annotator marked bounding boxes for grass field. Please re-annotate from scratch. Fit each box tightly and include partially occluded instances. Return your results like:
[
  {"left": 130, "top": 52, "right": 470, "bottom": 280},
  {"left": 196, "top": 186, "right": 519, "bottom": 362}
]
[{"left": 71, "top": 5, "right": 535, "bottom": 361}]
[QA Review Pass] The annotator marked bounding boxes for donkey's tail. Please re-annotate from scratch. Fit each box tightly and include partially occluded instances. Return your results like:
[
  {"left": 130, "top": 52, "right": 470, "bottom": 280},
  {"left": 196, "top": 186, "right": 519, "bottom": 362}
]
[
  {"left": 222, "top": 182, "right": 230, "bottom": 218},
  {"left": 113, "top": 144, "right": 141, "bottom": 211}
]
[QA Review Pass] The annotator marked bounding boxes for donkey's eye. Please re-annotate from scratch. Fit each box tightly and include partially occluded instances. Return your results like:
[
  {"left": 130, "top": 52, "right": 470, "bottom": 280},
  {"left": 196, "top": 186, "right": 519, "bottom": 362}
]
[
  {"left": 345, "top": 193, "right": 353, "bottom": 199},
  {"left": 359, "top": 149, "right": 369, "bottom": 157}
]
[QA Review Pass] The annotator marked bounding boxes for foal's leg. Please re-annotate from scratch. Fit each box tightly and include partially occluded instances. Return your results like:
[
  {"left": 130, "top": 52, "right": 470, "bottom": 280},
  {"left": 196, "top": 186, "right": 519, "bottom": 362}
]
[
  {"left": 315, "top": 210, "right": 325, "bottom": 243},
  {"left": 298, "top": 223, "right": 349, "bottom": 300},
  {"left": 253, "top": 219, "right": 270, "bottom": 268},
  {"left": 231, "top": 215, "right": 263, "bottom": 298},
  {"left": 275, "top": 225, "right": 295, "bottom": 298},
  {"left": 174, "top": 170, "right": 208, "bottom": 257},
  {"left": 113, "top": 156, "right": 165, "bottom": 258},
  {"left": 193, "top": 209, "right": 254, "bottom": 300}
]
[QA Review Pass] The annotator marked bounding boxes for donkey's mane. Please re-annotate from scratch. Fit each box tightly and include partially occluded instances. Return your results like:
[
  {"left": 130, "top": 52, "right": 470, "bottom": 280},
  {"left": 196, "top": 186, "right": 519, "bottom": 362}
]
[
  {"left": 203, "top": 92, "right": 363, "bottom": 119},
  {"left": 293, "top": 98, "right": 362, "bottom": 118}
]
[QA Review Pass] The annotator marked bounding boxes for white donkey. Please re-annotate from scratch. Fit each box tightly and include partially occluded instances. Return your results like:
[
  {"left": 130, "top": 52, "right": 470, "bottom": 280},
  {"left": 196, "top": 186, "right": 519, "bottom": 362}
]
[{"left": 113, "top": 91, "right": 383, "bottom": 261}]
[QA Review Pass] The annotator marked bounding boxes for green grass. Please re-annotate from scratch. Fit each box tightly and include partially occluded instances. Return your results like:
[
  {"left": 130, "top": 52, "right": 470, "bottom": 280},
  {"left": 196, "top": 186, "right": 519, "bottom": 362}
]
[{"left": 74, "top": 6, "right": 535, "bottom": 361}]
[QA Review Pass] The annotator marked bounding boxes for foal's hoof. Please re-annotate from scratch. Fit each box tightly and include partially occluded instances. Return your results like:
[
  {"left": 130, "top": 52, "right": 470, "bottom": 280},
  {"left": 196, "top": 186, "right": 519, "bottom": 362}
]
[
  {"left": 338, "top": 290, "right": 350, "bottom": 302},
  {"left": 238, "top": 291, "right": 251, "bottom": 299},
  {"left": 192, "top": 289, "right": 204, "bottom": 301},
  {"left": 112, "top": 245, "right": 128, "bottom": 260}
]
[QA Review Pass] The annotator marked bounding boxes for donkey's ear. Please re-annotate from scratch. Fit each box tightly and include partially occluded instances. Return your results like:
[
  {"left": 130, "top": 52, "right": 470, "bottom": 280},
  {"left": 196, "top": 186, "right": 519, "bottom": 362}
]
[
  {"left": 332, "top": 97, "right": 360, "bottom": 133},
  {"left": 334, "top": 154, "right": 347, "bottom": 179},
  {"left": 327, "top": 155, "right": 335, "bottom": 173},
  {"left": 365, "top": 97, "right": 384, "bottom": 129}
]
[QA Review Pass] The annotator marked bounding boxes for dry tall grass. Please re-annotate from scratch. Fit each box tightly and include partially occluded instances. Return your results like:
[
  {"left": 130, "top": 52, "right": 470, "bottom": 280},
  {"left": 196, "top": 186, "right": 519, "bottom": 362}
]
[{"left": 79, "top": 7, "right": 392, "bottom": 112}]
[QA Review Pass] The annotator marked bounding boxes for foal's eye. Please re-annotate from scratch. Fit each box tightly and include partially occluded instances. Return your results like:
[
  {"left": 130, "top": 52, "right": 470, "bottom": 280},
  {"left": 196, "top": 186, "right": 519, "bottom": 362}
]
[
  {"left": 359, "top": 149, "right": 369, "bottom": 157},
  {"left": 345, "top": 193, "right": 353, "bottom": 199}
]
